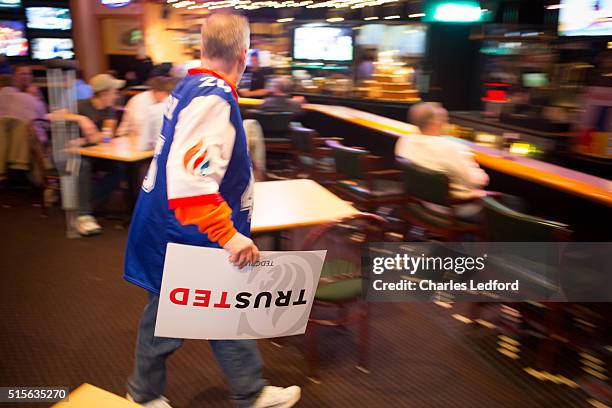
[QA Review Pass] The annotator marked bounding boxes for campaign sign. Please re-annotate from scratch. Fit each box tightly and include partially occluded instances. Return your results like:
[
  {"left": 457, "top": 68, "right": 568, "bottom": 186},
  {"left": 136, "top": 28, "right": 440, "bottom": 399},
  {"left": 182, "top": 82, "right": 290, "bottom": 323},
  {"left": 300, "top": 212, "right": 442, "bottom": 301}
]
[{"left": 155, "top": 243, "right": 326, "bottom": 340}]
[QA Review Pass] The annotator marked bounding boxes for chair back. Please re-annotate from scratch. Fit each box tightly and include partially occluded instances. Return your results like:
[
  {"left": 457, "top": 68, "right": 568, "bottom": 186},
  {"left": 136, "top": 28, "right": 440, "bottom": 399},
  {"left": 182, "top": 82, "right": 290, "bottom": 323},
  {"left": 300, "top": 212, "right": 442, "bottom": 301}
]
[
  {"left": 0, "top": 116, "right": 31, "bottom": 178},
  {"left": 290, "top": 125, "right": 318, "bottom": 154},
  {"left": 482, "top": 196, "right": 571, "bottom": 241},
  {"left": 302, "top": 213, "right": 388, "bottom": 284},
  {"left": 326, "top": 139, "right": 369, "bottom": 180},
  {"left": 247, "top": 110, "right": 294, "bottom": 135},
  {"left": 397, "top": 157, "right": 450, "bottom": 206}
]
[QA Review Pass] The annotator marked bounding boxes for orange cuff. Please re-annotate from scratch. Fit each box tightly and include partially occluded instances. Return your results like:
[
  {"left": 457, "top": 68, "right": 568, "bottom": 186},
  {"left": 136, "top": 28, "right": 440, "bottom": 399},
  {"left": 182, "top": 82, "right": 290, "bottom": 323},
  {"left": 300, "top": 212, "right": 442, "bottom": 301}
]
[{"left": 174, "top": 201, "right": 237, "bottom": 246}]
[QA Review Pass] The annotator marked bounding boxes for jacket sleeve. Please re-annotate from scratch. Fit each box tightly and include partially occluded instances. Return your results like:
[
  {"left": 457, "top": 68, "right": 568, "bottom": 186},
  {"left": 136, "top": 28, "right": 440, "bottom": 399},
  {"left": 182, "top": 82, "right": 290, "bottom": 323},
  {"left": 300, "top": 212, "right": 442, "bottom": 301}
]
[{"left": 166, "top": 94, "right": 240, "bottom": 246}]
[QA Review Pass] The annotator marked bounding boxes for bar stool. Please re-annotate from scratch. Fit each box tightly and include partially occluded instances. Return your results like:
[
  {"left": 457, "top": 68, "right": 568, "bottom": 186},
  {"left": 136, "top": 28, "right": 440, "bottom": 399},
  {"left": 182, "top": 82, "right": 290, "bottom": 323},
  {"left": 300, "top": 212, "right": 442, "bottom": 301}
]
[
  {"left": 396, "top": 158, "right": 483, "bottom": 241},
  {"left": 326, "top": 139, "right": 405, "bottom": 213}
]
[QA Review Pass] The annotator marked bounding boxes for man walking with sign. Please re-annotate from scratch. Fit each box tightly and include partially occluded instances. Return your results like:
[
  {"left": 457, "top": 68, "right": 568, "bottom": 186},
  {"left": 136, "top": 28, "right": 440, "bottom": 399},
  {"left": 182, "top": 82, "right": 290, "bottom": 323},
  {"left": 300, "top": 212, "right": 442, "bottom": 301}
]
[{"left": 123, "top": 13, "right": 301, "bottom": 408}]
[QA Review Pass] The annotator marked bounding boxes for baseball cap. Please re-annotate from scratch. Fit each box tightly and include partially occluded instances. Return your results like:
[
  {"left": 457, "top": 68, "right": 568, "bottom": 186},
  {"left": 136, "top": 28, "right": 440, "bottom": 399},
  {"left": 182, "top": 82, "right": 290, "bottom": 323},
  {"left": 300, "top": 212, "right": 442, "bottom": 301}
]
[{"left": 89, "top": 74, "right": 126, "bottom": 93}]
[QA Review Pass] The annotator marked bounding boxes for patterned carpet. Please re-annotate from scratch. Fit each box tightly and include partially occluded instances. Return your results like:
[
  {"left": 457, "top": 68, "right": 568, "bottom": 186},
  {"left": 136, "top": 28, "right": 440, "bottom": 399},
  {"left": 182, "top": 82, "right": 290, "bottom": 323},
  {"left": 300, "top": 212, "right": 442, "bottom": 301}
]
[{"left": 0, "top": 197, "right": 598, "bottom": 408}]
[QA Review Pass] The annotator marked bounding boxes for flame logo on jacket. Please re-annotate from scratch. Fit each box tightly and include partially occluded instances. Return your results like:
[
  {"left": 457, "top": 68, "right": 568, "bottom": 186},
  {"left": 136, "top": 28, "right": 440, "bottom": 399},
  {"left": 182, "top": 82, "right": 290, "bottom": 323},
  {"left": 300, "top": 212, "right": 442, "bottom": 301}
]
[{"left": 183, "top": 141, "right": 210, "bottom": 176}]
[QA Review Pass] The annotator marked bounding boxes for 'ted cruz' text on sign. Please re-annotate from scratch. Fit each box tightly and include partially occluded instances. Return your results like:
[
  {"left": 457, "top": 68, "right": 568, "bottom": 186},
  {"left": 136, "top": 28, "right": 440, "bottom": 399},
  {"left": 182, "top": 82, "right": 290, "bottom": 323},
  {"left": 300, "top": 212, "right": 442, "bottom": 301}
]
[{"left": 168, "top": 288, "right": 309, "bottom": 309}]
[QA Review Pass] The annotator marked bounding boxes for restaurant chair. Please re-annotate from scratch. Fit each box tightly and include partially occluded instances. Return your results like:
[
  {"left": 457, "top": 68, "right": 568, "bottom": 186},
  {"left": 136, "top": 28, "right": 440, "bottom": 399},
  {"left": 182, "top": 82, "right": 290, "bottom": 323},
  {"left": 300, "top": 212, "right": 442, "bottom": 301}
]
[
  {"left": 478, "top": 196, "right": 574, "bottom": 372},
  {"left": 396, "top": 158, "right": 482, "bottom": 241},
  {"left": 289, "top": 124, "right": 337, "bottom": 184},
  {"left": 246, "top": 109, "right": 295, "bottom": 174},
  {"left": 482, "top": 196, "right": 571, "bottom": 242},
  {"left": 246, "top": 109, "right": 293, "bottom": 151},
  {"left": 301, "top": 213, "right": 388, "bottom": 381},
  {"left": 0, "top": 116, "right": 48, "bottom": 210},
  {"left": 326, "top": 139, "right": 405, "bottom": 213}
]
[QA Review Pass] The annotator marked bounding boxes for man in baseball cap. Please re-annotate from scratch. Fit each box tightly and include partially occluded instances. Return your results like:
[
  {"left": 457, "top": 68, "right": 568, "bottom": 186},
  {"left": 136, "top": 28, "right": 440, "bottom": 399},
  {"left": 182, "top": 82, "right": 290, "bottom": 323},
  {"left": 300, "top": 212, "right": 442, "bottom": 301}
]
[
  {"left": 72, "top": 73, "right": 126, "bottom": 236},
  {"left": 89, "top": 73, "right": 126, "bottom": 94}
]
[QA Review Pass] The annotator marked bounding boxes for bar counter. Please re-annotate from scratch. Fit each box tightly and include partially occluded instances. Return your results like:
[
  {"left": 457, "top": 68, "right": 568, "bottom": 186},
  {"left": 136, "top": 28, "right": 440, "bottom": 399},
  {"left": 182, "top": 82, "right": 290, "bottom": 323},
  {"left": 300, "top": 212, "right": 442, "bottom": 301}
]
[{"left": 239, "top": 97, "right": 611, "bottom": 239}]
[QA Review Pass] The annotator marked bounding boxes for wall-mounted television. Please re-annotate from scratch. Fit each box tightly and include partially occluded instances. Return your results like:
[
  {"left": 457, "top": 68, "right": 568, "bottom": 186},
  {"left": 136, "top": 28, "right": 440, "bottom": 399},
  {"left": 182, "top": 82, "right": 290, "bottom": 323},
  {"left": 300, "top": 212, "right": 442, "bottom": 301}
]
[
  {"left": 558, "top": 0, "right": 612, "bottom": 36},
  {"left": 356, "top": 24, "right": 427, "bottom": 56},
  {"left": 26, "top": 7, "right": 72, "bottom": 31},
  {"left": 31, "top": 38, "right": 74, "bottom": 60},
  {"left": 0, "top": 0, "right": 21, "bottom": 8},
  {"left": 523, "top": 73, "right": 549, "bottom": 88},
  {"left": 293, "top": 26, "right": 353, "bottom": 62},
  {"left": 0, "top": 20, "right": 28, "bottom": 57}
]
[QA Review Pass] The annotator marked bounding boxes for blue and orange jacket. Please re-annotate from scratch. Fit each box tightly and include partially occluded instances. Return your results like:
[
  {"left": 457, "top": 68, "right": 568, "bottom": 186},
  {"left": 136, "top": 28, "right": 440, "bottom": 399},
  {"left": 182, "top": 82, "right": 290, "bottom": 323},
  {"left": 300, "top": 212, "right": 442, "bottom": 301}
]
[{"left": 124, "top": 68, "right": 254, "bottom": 294}]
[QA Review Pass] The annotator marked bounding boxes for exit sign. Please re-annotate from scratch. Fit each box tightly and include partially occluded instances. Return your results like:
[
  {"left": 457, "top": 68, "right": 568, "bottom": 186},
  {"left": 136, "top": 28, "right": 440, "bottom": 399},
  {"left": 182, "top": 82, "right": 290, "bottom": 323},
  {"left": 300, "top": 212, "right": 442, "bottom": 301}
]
[{"left": 101, "top": 0, "right": 132, "bottom": 7}]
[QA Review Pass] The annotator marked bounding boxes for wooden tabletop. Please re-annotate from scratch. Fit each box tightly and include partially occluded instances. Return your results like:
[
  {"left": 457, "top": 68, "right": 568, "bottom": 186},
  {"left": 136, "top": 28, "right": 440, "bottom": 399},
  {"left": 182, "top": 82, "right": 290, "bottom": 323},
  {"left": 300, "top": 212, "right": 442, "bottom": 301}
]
[
  {"left": 52, "top": 384, "right": 140, "bottom": 408},
  {"left": 251, "top": 179, "right": 359, "bottom": 233},
  {"left": 73, "top": 138, "right": 154, "bottom": 162},
  {"left": 283, "top": 103, "right": 612, "bottom": 207}
]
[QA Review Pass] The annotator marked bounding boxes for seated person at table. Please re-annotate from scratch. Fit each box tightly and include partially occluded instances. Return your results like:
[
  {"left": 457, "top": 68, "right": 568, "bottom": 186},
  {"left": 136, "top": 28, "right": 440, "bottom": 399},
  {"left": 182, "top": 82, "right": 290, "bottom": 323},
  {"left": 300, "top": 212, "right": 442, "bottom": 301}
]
[
  {"left": 74, "top": 74, "right": 126, "bottom": 236},
  {"left": 238, "top": 51, "right": 270, "bottom": 98},
  {"left": 137, "top": 77, "right": 178, "bottom": 151},
  {"left": 259, "top": 77, "right": 304, "bottom": 116},
  {"left": 395, "top": 102, "right": 489, "bottom": 220},
  {"left": 73, "top": 69, "right": 93, "bottom": 101},
  {"left": 13, "top": 65, "right": 44, "bottom": 102},
  {"left": 0, "top": 73, "right": 46, "bottom": 124},
  {"left": 116, "top": 76, "right": 176, "bottom": 148},
  {"left": 0, "top": 73, "right": 47, "bottom": 144}
]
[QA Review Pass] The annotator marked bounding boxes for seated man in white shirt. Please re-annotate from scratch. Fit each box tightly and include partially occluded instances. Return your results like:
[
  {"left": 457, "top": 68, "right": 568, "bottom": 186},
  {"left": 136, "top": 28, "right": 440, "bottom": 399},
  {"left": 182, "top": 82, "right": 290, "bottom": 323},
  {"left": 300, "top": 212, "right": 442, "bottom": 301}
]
[
  {"left": 116, "top": 76, "right": 177, "bottom": 150},
  {"left": 395, "top": 102, "right": 489, "bottom": 220}
]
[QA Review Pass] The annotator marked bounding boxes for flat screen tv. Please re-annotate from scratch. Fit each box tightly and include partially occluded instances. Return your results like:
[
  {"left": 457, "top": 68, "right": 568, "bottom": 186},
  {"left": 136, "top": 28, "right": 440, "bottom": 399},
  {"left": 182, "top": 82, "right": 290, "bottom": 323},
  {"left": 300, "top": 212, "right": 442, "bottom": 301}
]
[
  {"left": 356, "top": 24, "right": 427, "bottom": 56},
  {"left": 0, "top": 21, "right": 28, "bottom": 57},
  {"left": 31, "top": 38, "right": 74, "bottom": 60},
  {"left": 26, "top": 7, "right": 72, "bottom": 31},
  {"left": 293, "top": 26, "right": 353, "bottom": 62},
  {"left": 522, "top": 73, "right": 549, "bottom": 88},
  {"left": 0, "top": 0, "right": 21, "bottom": 8},
  {"left": 558, "top": 0, "right": 612, "bottom": 36}
]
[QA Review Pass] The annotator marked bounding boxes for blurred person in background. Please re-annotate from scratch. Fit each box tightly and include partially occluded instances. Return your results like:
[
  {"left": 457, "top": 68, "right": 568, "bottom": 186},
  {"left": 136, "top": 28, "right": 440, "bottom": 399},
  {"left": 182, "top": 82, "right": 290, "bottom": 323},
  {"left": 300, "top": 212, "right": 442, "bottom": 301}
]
[
  {"left": 135, "top": 77, "right": 178, "bottom": 151},
  {"left": 117, "top": 76, "right": 174, "bottom": 142},
  {"left": 396, "top": 102, "right": 489, "bottom": 220},
  {"left": 0, "top": 73, "right": 46, "bottom": 124},
  {"left": 0, "top": 55, "right": 11, "bottom": 74},
  {"left": 0, "top": 73, "right": 47, "bottom": 145},
  {"left": 259, "top": 76, "right": 304, "bottom": 116},
  {"left": 238, "top": 51, "right": 269, "bottom": 98},
  {"left": 123, "top": 13, "right": 300, "bottom": 408},
  {"left": 243, "top": 118, "right": 266, "bottom": 181},
  {"left": 13, "top": 65, "right": 44, "bottom": 102},
  {"left": 356, "top": 50, "right": 375, "bottom": 82},
  {"left": 127, "top": 47, "right": 154, "bottom": 86},
  {"left": 77, "top": 74, "right": 124, "bottom": 135},
  {"left": 74, "top": 69, "right": 93, "bottom": 100},
  {"left": 52, "top": 73, "right": 126, "bottom": 236}
]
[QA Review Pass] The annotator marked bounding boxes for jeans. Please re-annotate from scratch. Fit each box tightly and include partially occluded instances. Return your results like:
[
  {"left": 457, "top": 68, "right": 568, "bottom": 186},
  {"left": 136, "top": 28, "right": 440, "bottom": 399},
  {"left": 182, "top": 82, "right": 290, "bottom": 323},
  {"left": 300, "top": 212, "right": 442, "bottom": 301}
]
[
  {"left": 127, "top": 292, "right": 267, "bottom": 407},
  {"left": 78, "top": 158, "right": 125, "bottom": 215}
]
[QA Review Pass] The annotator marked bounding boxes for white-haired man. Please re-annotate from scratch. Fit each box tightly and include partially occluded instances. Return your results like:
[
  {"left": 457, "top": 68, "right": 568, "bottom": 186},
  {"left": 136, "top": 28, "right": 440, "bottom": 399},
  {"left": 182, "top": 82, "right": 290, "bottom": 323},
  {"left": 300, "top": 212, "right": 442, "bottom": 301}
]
[
  {"left": 124, "top": 13, "right": 300, "bottom": 408},
  {"left": 259, "top": 76, "right": 304, "bottom": 116},
  {"left": 395, "top": 102, "right": 489, "bottom": 219}
]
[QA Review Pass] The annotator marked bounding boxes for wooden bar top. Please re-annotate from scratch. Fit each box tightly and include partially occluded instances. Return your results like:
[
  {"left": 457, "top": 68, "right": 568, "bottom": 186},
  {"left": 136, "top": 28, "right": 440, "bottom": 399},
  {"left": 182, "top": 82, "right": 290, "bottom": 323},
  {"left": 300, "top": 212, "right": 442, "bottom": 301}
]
[{"left": 236, "top": 99, "right": 610, "bottom": 207}]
